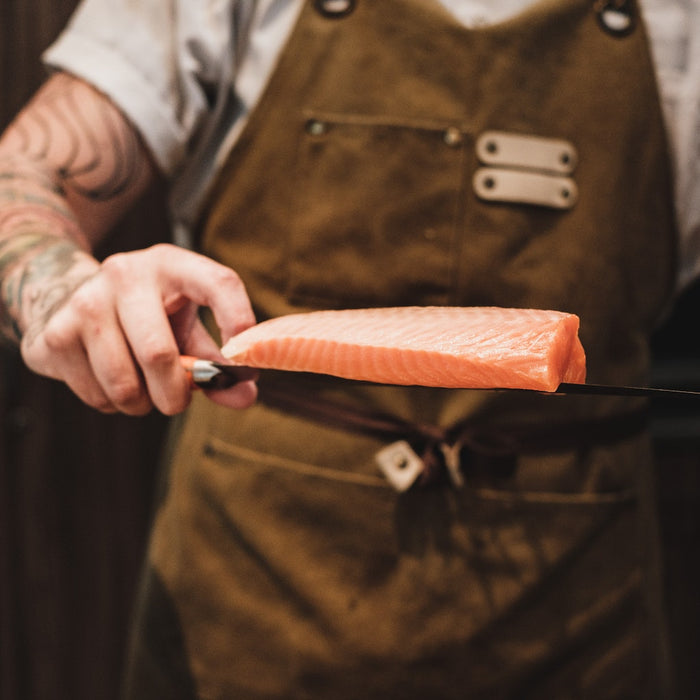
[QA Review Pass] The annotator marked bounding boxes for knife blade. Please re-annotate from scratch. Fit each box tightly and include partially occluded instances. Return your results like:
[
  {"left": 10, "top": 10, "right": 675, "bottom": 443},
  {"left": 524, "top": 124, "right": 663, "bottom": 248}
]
[{"left": 553, "top": 382, "right": 700, "bottom": 399}]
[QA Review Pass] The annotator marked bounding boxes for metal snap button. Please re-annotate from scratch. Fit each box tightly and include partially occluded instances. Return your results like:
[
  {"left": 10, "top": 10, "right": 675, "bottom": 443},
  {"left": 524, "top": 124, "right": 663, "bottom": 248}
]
[
  {"left": 443, "top": 127, "right": 462, "bottom": 147},
  {"left": 315, "top": 0, "right": 356, "bottom": 19},
  {"left": 305, "top": 119, "right": 328, "bottom": 136},
  {"left": 594, "top": 0, "right": 635, "bottom": 37}
]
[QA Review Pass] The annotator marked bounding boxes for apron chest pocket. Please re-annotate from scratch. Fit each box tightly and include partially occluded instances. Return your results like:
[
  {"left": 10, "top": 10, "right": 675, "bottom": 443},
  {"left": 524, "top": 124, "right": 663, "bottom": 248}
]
[{"left": 286, "top": 113, "right": 467, "bottom": 308}]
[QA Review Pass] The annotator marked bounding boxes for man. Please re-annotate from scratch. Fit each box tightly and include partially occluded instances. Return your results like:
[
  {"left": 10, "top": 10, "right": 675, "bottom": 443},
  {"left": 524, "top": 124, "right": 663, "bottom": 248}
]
[{"left": 1, "top": 0, "right": 698, "bottom": 697}]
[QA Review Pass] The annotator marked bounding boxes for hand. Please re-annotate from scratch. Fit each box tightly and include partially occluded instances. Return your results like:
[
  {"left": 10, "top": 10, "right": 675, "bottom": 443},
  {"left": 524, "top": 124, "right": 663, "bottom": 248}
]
[{"left": 20, "top": 243, "right": 258, "bottom": 415}]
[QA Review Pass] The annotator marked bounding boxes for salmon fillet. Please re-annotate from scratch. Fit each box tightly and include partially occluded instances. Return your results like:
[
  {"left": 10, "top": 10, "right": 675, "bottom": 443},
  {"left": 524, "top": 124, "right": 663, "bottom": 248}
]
[{"left": 220, "top": 306, "right": 586, "bottom": 392}]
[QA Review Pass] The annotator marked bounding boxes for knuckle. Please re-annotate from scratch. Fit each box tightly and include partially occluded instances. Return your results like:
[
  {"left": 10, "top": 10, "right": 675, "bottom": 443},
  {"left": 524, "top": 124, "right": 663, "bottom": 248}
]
[
  {"left": 108, "top": 377, "right": 146, "bottom": 409},
  {"left": 123, "top": 402, "right": 153, "bottom": 417},
  {"left": 160, "top": 392, "right": 191, "bottom": 417},
  {"left": 100, "top": 251, "right": 133, "bottom": 281},
  {"left": 69, "top": 283, "right": 105, "bottom": 320},
  {"left": 212, "top": 265, "right": 244, "bottom": 289},
  {"left": 148, "top": 242, "right": 176, "bottom": 256},
  {"left": 138, "top": 340, "right": 179, "bottom": 368},
  {"left": 41, "top": 319, "right": 74, "bottom": 352},
  {"left": 92, "top": 397, "right": 118, "bottom": 414}
]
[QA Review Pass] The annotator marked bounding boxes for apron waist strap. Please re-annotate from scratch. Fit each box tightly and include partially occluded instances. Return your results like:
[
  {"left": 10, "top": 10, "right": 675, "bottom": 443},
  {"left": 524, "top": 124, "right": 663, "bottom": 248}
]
[{"left": 259, "top": 384, "right": 649, "bottom": 458}]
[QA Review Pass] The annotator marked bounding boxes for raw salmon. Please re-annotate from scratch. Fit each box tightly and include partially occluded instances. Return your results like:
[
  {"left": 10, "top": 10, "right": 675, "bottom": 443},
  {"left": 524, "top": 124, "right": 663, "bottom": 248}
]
[{"left": 220, "top": 306, "right": 586, "bottom": 392}]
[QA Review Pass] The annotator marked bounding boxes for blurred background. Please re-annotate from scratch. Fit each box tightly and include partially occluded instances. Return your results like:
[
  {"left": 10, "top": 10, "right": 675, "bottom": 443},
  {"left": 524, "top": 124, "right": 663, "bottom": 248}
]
[
  {"left": 0, "top": 2, "right": 170, "bottom": 698},
  {"left": 1, "top": 1, "right": 699, "bottom": 698}
]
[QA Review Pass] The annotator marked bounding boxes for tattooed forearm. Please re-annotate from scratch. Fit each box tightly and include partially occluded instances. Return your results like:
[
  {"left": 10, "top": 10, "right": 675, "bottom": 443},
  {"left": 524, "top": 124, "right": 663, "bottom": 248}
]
[
  {"left": 4, "top": 74, "right": 142, "bottom": 201},
  {"left": 0, "top": 164, "right": 94, "bottom": 344},
  {"left": 0, "top": 72, "right": 154, "bottom": 345}
]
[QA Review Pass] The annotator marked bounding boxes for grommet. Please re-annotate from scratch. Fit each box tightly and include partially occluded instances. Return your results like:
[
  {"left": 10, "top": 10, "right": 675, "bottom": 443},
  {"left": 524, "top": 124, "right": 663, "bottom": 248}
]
[
  {"left": 375, "top": 440, "right": 424, "bottom": 492},
  {"left": 305, "top": 118, "right": 328, "bottom": 136},
  {"left": 594, "top": 0, "right": 635, "bottom": 37},
  {"left": 315, "top": 0, "right": 356, "bottom": 19}
]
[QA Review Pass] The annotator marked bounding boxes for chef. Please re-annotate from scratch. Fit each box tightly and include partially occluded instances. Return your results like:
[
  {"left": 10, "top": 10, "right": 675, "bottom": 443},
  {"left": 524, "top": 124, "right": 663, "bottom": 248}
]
[{"left": 0, "top": 0, "right": 698, "bottom": 697}]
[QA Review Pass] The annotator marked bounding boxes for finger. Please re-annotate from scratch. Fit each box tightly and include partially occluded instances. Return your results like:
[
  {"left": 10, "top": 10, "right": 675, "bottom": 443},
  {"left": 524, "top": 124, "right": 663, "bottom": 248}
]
[
  {"left": 169, "top": 299, "right": 202, "bottom": 349},
  {"left": 180, "top": 317, "right": 259, "bottom": 408},
  {"left": 179, "top": 314, "right": 228, "bottom": 360},
  {"left": 101, "top": 244, "right": 255, "bottom": 414},
  {"left": 58, "top": 273, "right": 155, "bottom": 415},
  {"left": 154, "top": 246, "right": 256, "bottom": 343},
  {"left": 117, "top": 292, "right": 191, "bottom": 416},
  {"left": 82, "top": 313, "right": 155, "bottom": 416},
  {"left": 23, "top": 327, "right": 118, "bottom": 413},
  {"left": 62, "top": 346, "right": 121, "bottom": 414},
  {"left": 205, "top": 379, "right": 258, "bottom": 410}
]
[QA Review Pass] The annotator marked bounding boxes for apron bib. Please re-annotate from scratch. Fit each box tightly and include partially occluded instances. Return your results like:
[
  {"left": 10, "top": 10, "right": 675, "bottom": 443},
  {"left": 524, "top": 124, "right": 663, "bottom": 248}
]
[{"left": 124, "top": 1, "right": 677, "bottom": 698}]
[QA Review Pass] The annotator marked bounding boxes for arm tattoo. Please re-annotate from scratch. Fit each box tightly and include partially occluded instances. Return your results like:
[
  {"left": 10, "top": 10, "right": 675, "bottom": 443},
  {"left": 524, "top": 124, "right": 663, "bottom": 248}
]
[
  {"left": 0, "top": 167, "right": 94, "bottom": 345},
  {"left": 0, "top": 73, "right": 150, "bottom": 345},
  {"left": 8, "top": 75, "right": 142, "bottom": 201},
  {"left": 0, "top": 233, "right": 94, "bottom": 344},
  {"left": 18, "top": 239, "right": 95, "bottom": 346}
]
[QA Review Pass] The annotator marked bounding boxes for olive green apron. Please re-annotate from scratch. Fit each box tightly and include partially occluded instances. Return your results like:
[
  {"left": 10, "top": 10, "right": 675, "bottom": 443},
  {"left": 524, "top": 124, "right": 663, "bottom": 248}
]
[{"left": 123, "top": 1, "right": 677, "bottom": 698}]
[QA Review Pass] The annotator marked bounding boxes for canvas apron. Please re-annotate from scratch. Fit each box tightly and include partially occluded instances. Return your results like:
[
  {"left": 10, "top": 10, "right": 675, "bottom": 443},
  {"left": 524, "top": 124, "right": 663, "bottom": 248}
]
[{"left": 123, "top": 1, "right": 677, "bottom": 698}]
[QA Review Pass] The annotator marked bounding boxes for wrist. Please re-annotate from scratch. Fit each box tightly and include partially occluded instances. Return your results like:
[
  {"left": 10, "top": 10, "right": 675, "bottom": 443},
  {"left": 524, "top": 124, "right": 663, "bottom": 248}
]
[{"left": 0, "top": 233, "right": 98, "bottom": 345}]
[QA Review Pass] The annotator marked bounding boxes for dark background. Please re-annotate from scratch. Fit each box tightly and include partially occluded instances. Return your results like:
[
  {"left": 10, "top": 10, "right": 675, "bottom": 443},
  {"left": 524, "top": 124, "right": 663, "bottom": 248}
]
[
  {"left": 1, "top": 2, "right": 699, "bottom": 698},
  {"left": 1, "top": 2, "right": 170, "bottom": 698}
]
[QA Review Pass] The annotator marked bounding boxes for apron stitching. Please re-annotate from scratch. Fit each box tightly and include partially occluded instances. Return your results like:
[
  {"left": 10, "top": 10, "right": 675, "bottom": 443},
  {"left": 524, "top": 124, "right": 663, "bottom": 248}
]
[
  {"left": 206, "top": 435, "right": 637, "bottom": 504},
  {"left": 300, "top": 107, "right": 468, "bottom": 133},
  {"left": 205, "top": 436, "right": 389, "bottom": 488}
]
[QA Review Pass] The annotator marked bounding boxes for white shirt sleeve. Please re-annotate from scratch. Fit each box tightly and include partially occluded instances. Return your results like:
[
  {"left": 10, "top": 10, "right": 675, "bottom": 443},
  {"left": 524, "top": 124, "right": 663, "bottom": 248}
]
[
  {"left": 43, "top": 0, "right": 303, "bottom": 238},
  {"left": 43, "top": 0, "right": 238, "bottom": 176}
]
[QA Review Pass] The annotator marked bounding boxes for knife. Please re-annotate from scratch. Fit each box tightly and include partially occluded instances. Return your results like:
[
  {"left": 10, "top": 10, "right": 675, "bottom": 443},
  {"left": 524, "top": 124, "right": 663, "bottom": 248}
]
[{"left": 181, "top": 356, "right": 700, "bottom": 398}]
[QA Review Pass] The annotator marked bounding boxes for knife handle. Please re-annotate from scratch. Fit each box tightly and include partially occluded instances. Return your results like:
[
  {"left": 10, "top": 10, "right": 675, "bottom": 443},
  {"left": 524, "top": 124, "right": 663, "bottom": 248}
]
[
  {"left": 180, "top": 355, "right": 254, "bottom": 391},
  {"left": 181, "top": 355, "right": 205, "bottom": 389}
]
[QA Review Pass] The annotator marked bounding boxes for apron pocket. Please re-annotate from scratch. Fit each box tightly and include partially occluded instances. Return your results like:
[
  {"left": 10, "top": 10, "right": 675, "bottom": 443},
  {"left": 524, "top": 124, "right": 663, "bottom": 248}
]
[
  {"left": 286, "top": 111, "right": 467, "bottom": 307},
  {"left": 155, "top": 431, "right": 648, "bottom": 697}
]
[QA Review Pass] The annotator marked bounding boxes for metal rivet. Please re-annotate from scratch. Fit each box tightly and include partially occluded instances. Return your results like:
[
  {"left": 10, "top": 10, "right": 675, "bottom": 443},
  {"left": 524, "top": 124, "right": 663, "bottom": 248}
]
[
  {"left": 485, "top": 140, "right": 498, "bottom": 154},
  {"left": 560, "top": 152, "right": 570, "bottom": 165},
  {"left": 561, "top": 187, "right": 571, "bottom": 199},
  {"left": 306, "top": 119, "right": 327, "bottom": 136},
  {"left": 443, "top": 127, "right": 462, "bottom": 147},
  {"left": 315, "top": 0, "right": 356, "bottom": 18},
  {"left": 595, "top": 1, "right": 635, "bottom": 37},
  {"left": 483, "top": 176, "right": 496, "bottom": 189}
]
